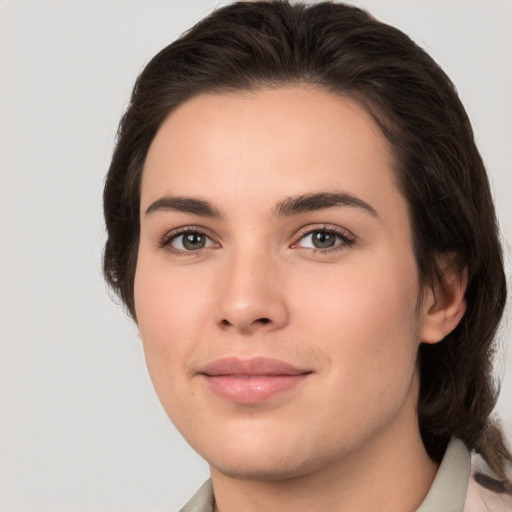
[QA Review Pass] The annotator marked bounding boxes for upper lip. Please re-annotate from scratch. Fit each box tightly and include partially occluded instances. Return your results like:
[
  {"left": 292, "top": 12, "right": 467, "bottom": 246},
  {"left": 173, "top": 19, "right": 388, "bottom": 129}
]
[{"left": 198, "top": 357, "right": 312, "bottom": 376}]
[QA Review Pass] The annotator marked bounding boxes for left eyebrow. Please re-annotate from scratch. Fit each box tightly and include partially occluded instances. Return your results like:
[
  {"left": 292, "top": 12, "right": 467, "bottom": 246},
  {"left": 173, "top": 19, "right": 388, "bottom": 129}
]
[{"left": 273, "top": 192, "right": 378, "bottom": 218}]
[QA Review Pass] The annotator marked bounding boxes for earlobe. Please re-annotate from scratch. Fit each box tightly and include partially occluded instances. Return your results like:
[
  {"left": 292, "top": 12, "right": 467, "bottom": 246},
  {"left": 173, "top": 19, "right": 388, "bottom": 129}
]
[{"left": 420, "top": 256, "right": 468, "bottom": 345}]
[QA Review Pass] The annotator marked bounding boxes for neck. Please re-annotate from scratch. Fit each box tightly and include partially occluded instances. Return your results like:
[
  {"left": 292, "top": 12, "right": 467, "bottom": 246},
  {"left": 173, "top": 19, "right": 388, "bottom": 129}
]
[{"left": 210, "top": 378, "right": 438, "bottom": 512}]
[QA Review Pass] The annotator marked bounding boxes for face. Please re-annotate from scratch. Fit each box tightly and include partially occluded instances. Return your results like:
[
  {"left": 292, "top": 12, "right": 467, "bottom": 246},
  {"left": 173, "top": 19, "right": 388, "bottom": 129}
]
[{"left": 135, "top": 87, "right": 427, "bottom": 480}]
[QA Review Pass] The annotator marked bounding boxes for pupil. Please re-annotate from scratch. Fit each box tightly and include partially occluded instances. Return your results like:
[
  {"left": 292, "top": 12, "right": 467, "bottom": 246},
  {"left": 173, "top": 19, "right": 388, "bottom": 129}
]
[
  {"left": 183, "top": 233, "right": 205, "bottom": 250},
  {"left": 313, "top": 231, "right": 335, "bottom": 249}
]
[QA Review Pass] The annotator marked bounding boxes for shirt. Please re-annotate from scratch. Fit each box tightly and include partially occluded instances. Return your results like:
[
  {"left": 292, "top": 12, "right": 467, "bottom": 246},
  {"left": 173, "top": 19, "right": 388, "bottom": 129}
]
[{"left": 180, "top": 438, "right": 512, "bottom": 512}]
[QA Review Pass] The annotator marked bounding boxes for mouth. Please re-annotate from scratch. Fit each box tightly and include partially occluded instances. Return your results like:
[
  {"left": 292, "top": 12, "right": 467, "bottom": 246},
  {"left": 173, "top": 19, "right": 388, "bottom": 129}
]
[{"left": 197, "top": 356, "right": 313, "bottom": 404}]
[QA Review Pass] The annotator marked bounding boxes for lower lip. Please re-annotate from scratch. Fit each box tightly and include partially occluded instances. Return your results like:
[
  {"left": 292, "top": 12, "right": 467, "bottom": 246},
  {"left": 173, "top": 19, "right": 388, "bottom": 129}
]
[{"left": 202, "top": 374, "right": 310, "bottom": 403}]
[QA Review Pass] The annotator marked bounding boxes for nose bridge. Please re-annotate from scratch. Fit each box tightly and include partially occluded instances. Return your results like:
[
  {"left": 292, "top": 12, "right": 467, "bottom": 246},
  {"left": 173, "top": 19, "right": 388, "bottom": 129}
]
[{"left": 215, "top": 240, "right": 288, "bottom": 333}]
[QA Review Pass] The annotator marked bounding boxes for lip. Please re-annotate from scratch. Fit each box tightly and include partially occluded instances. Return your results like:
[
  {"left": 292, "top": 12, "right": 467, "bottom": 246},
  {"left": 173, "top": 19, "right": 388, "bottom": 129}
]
[{"left": 198, "top": 357, "right": 312, "bottom": 404}]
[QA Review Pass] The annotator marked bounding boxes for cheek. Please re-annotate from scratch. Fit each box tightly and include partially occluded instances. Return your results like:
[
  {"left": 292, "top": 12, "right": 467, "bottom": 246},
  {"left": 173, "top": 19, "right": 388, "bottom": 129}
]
[
  {"left": 292, "top": 255, "right": 421, "bottom": 382},
  {"left": 133, "top": 254, "right": 211, "bottom": 404},
  {"left": 135, "top": 248, "right": 210, "bottom": 338}
]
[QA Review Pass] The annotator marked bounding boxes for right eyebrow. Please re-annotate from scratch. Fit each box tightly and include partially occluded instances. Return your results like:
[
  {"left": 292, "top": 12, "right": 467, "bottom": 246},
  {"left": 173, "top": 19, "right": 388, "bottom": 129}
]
[{"left": 145, "top": 196, "right": 223, "bottom": 218}]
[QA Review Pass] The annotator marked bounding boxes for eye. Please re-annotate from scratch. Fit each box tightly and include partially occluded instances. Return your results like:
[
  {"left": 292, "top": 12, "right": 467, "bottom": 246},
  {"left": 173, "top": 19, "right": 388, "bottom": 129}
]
[
  {"left": 294, "top": 227, "right": 355, "bottom": 251},
  {"left": 163, "top": 229, "right": 219, "bottom": 253}
]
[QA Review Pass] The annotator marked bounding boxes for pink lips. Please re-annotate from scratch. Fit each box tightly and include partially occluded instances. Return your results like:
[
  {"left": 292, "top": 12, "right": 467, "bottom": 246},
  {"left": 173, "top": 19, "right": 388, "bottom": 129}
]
[{"left": 198, "top": 357, "right": 312, "bottom": 404}]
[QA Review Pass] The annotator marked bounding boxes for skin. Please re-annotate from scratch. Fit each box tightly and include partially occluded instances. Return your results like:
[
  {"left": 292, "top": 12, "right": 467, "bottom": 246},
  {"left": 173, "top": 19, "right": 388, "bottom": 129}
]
[{"left": 135, "top": 87, "right": 466, "bottom": 512}]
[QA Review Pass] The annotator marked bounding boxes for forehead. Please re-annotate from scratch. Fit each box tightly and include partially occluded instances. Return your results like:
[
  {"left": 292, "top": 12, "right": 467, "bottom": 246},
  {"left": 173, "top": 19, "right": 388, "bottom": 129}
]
[{"left": 141, "top": 86, "right": 402, "bottom": 217}]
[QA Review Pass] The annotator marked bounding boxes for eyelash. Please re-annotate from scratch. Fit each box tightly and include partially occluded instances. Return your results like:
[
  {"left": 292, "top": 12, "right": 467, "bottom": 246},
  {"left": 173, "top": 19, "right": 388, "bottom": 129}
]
[
  {"left": 160, "top": 227, "right": 218, "bottom": 256},
  {"left": 292, "top": 225, "right": 356, "bottom": 254},
  {"left": 160, "top": 225, "right": 356, "bottom": 256}
]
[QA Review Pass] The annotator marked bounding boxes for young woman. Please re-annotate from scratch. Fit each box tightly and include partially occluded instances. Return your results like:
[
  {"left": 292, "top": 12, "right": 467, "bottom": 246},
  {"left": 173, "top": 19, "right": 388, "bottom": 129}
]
[{"left": 103, "top": 2, "right": 511, "bottom": 510}]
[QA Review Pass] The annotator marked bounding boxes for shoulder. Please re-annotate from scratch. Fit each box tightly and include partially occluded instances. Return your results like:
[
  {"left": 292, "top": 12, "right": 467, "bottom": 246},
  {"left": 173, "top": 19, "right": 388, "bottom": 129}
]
[{"left": 464, "top": 453, "right": 512, "bottom": 512}]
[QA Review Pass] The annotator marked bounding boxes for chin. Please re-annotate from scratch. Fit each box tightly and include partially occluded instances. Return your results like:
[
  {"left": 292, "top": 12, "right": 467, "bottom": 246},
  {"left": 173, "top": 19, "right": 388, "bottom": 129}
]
[
  {"left": 199, "top": 432, "right": 336, "bottom": 482},
  {"left": 209, "top": 455, "right": 316, "bottom": 482}
]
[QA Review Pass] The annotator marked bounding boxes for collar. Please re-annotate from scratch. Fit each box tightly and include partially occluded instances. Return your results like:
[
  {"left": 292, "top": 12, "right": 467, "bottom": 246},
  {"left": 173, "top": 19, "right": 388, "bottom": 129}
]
[
  {"left": 180, "top": 479, "right": 214, "bottom": 512},
  {"left": 416, "top": 437, "right": 471, "bottom": 512}
]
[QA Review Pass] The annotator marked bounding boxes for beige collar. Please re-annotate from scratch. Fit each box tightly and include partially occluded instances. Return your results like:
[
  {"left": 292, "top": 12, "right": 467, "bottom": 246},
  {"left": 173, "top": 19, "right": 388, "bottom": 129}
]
[{"left": 416, "top": 437, "right": 470, "bottom": 512}]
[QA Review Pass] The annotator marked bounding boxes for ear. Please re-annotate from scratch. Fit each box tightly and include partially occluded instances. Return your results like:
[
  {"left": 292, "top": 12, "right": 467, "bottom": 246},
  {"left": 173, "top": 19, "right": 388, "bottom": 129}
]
[{"left": 420, "top": 253, "right": 468, "bottom": 344}]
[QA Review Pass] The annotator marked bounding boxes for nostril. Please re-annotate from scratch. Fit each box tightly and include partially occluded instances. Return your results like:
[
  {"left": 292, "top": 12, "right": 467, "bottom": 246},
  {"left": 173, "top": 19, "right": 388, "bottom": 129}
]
[{"left": 218, "top": 316, "right": 274, "bottom": 330}]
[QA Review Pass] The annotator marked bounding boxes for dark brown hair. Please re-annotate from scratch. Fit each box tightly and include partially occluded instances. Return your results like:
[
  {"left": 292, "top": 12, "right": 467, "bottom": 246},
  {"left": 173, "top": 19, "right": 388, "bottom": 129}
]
[{"left": 103, "top": 0, "right": 510, "bottom": 484}]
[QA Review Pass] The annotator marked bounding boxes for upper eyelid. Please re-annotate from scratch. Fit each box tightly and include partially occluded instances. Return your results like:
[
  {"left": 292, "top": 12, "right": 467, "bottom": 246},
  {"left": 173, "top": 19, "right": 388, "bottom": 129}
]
[
  {"left": 293, "top": 224, "right": 356, "bottom": 241},
  {"left": 160, "top": 226, "right": 219, "bottom": 249},
  {"left": 162, "top": 225, "right": 216, "bottom": 239}
]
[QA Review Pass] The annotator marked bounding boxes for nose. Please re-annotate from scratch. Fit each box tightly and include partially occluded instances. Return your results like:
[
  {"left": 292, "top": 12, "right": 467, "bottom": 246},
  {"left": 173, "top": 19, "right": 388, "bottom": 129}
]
[{"left": 214, "top": 249, "right": 289, "bottom": 335}]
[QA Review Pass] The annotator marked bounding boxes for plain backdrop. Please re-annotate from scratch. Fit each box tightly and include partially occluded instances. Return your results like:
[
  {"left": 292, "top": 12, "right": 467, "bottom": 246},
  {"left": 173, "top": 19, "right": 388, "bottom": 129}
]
[{"left": 0, "top": 1, "right": 511, "bottom": 511}]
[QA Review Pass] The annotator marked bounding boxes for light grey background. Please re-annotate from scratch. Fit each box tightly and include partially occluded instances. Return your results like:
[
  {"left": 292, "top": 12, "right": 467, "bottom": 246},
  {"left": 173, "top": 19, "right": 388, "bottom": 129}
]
[{"left": 0, "top": 1, "right": 510, "bottom": 510}]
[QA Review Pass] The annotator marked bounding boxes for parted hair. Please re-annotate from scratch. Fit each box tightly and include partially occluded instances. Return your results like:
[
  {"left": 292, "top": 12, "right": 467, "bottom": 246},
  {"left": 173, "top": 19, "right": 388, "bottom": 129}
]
[{"left": 103, "top": 0, "right": 511, "bottom": 485}]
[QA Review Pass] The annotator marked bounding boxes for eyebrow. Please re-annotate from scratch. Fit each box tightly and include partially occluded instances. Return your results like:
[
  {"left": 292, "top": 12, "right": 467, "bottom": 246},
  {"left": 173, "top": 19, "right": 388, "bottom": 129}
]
[
  {"left": 145, "top": 196, "right": 222, "bottom": 217},
  {"left": 145, "top": 191, "right": 377, "bottom": 218},
  {"left": 272, "top": 192, "right": 378, "bottom": 218}
]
